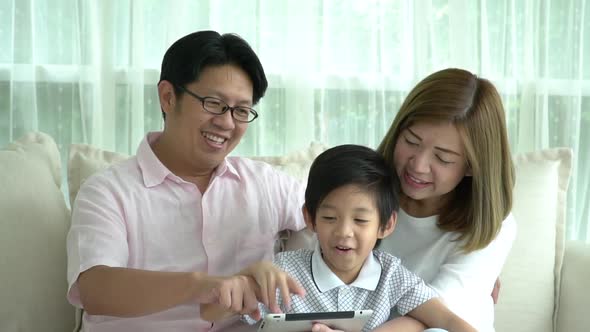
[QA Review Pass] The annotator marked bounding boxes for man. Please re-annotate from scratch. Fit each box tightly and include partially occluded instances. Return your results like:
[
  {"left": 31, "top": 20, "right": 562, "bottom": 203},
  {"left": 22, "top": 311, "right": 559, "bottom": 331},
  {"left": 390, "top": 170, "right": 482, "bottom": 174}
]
[{"left": 67, "top": 30, "right": 305, "bottom": 331}]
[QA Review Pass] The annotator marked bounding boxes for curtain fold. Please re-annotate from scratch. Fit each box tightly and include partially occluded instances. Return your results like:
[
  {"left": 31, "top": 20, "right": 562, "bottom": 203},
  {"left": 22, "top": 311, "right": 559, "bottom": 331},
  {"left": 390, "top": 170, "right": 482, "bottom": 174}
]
[{"left": 1, "top": 0, "right": 588, "bottom": 241}]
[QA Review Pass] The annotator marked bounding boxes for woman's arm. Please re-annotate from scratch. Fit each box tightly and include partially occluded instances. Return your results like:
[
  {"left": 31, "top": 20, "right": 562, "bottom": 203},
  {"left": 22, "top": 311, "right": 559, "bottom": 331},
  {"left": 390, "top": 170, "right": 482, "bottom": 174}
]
[
  {"left": 407, "top": 298, "right": 476, "bottom": 332},
  {"left": 372, "top": 316, "right": 426, "bottom": 332},
  {"left": 310, "top": 317, "right": 426, "bottom": 332},
  {"left": 429, "top": 216, "right": 516, "bottom": 312},
  {"left": 492, "top": 277, "right": 501, "bottom": 304}
]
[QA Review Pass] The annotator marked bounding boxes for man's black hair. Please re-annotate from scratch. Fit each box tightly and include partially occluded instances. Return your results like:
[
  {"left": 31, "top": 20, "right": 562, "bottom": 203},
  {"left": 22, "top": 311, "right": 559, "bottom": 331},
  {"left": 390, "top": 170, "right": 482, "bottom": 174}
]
[{"left": 159, "top": 30, "right": 267, "bottom": 119}]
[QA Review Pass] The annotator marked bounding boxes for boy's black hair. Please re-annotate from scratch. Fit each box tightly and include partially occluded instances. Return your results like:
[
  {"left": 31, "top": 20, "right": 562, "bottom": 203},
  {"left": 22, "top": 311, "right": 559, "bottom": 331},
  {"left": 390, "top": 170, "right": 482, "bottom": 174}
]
[
  {"left": 304, "top": 144, "right": 400, "bottom": 247},
  {"left": 159, "top": 30, "right": 268, "bottom": 120}
]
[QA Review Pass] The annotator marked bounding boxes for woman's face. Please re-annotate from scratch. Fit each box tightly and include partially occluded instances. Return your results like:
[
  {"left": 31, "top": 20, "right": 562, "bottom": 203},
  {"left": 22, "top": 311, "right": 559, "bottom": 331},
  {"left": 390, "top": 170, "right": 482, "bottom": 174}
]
[{"left": 393, "top": 121, "right": 471, "bottom": 213}]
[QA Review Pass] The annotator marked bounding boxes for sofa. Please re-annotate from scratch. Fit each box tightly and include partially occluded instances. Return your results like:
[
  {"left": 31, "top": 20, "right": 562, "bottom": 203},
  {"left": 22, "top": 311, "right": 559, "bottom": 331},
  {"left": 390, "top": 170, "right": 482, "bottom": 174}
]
[{"left": 0, "top": 131, "right": 588, "bottom": 332}]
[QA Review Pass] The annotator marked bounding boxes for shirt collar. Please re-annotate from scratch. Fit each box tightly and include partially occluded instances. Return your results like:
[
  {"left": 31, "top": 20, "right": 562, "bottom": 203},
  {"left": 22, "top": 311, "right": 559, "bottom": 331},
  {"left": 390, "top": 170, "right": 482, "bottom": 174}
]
[
  {"left": 213, "top": 157, "right": 241, "bottom": 181},
  {"left": 311, "top": 242, "right": 382, "bottom": 292},
  {"left": 136, "top": 132, "right": 241, "bottom": 187},
  {"left": 137, "top": 132, "right": 173, "bottom": 187}
]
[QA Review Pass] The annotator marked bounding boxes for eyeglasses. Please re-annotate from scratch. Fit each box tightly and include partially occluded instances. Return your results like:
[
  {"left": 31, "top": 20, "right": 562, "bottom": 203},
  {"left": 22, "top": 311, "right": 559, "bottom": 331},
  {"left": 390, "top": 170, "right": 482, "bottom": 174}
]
[{"left": 176, "top": 85, "right": 258, "bottom": 123}]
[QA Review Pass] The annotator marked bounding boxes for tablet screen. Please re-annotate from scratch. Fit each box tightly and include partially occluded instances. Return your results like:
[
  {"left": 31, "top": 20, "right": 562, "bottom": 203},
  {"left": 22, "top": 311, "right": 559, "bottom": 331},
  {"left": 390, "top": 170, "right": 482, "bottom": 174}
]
[{"left": 258, "top": 310, "right": 373, "bottom": 332}]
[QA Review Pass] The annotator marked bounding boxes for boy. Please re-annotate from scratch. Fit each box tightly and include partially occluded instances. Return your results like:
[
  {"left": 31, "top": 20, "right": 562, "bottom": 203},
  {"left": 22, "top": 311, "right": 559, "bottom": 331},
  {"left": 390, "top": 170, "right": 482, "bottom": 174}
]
[{"left": 202, "top": 145, "right": 475, "bottom": 332}]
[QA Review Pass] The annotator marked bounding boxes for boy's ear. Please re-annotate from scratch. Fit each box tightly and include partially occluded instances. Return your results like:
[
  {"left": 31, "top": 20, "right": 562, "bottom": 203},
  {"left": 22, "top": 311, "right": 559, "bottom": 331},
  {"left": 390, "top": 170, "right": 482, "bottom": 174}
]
[
  {"left": 302, "top": 205, "right": 316, "bottom": 232},
  {"left": 378, "top": 211, "right": 397, "bottom": 239}
]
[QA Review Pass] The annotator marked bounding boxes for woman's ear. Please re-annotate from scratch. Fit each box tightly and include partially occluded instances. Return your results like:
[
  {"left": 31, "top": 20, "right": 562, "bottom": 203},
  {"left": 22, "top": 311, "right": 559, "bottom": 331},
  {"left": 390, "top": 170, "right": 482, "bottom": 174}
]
[
  {"left": 302, "top": 205, "right": 316, "bottom": 232},
  {"left": 378, "top": 211, "right": 397, "bottom": 239},
  {"left": 465, "top": 159, "right": 473, "bottom": 177}
]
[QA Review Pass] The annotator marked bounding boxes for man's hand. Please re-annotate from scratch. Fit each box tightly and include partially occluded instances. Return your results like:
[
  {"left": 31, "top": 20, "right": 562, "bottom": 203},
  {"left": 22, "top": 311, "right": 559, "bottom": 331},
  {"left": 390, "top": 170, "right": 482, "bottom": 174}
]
[
  {"left": 491, "top": 277, "right": 501, "bottom": 304},
  {"left": 240, "top": 261, "right": 306, "bottom": 313},
  {"left": 194, "top": 273, "right": 261, "bottom": 321}
]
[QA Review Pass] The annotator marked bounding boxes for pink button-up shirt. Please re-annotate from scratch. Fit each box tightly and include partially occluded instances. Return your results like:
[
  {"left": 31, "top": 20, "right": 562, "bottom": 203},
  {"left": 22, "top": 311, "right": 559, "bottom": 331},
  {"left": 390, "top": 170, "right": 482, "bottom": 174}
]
[{"left": 66, "top": 132, "right": 305, "bottom": 332}]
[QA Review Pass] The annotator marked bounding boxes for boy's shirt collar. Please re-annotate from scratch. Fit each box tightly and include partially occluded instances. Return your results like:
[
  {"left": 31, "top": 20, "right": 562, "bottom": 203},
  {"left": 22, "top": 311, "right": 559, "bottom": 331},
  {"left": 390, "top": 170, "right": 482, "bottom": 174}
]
[{"left": 311, "top": 243, "right": 382, "bottom": 292}]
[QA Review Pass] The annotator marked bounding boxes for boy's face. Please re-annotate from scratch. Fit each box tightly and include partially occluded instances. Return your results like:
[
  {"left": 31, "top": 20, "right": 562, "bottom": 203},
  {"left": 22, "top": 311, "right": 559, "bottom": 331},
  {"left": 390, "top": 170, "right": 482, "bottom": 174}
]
[{"left": 304, "top": 184, "right": 395, "bottom": 284}]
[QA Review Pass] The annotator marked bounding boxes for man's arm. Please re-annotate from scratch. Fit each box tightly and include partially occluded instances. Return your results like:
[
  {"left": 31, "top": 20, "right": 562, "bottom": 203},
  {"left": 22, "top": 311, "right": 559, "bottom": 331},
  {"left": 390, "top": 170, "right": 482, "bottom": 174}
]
[{"left": 78, "top": 265, "right": 260, "bottom": 318}]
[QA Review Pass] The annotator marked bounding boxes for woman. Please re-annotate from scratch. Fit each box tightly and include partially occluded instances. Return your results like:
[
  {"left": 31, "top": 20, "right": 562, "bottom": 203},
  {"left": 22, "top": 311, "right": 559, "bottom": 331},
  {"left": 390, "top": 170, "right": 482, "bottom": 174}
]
[
  {"left": 293, "top": 68, "right": 515, "bottom": 332},
  {"left": 376, "top": 68, "right": 516, "bottom": 332}
]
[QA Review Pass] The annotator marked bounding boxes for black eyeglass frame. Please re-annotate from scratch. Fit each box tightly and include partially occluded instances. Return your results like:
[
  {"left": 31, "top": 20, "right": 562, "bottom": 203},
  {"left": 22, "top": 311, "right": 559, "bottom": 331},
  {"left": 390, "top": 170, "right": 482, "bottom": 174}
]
[{"left": 176, "top": 85, "right": 259, "bottom": 123}]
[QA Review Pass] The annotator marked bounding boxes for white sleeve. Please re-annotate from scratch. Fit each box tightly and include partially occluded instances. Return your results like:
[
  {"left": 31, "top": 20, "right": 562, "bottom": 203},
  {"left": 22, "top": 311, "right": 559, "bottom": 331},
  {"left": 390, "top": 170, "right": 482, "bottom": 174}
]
[
  {"left": 429, "top": 214, "right": 517, "bottom": 325},
  {"left": 430, "top": 215, "right": 516, "bottom": 296}
]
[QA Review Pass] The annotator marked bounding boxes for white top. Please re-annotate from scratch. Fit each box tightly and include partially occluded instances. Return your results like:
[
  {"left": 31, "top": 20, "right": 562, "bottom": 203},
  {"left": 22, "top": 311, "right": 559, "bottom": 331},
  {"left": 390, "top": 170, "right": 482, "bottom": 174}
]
[
  {"left": 245, "top": 247, "right": 436, "bottom": 332},
  {"left": 379, "top": 209, "right": 517, "bottom": 332}
]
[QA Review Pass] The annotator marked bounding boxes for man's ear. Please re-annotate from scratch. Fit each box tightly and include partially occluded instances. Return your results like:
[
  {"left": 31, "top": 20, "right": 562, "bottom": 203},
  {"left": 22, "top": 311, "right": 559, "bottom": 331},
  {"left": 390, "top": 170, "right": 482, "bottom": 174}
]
[
  {"left": 302, "top": 205, "right": 316, "bottom": 232},
  {"left": 158, "top": 80, "right": 177, "bottom": 116},
  {"left": 378, "top": 211, "right": 397, "bottom": 239}
]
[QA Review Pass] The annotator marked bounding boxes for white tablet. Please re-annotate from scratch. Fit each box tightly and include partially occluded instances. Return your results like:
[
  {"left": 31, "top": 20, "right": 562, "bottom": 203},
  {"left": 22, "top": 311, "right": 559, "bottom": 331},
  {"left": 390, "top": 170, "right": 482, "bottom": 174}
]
[{"left": 257, "top": 310, "right": 373, "bottom": 332}]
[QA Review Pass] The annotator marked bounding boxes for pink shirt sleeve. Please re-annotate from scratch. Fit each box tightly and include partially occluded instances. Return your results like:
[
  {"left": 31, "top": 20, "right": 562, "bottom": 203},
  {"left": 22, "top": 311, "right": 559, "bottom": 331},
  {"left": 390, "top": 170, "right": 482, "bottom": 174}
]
[
  {"left": 66, "top": 174, "right": 129, "bottom": 307},
  {"left": 268, "top": 167, "right": 306, "bottom": 233}
]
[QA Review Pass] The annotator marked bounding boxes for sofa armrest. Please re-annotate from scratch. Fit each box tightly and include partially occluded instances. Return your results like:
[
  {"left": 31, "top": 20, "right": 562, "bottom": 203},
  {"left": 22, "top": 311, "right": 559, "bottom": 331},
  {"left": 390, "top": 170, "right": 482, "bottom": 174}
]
[{"left": 556, "top": 240, "right": 590, "bottom": 331}]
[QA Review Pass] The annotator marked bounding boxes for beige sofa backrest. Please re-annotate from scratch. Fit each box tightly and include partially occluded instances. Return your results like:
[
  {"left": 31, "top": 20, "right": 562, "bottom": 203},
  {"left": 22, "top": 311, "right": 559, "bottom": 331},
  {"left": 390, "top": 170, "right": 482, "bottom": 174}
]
[{"left": 0, "top": 133, "right": 574, "bottom": 332}]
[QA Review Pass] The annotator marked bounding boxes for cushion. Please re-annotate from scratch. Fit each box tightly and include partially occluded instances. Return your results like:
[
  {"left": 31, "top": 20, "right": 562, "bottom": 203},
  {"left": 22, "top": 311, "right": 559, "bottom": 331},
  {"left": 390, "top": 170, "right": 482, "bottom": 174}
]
[
  {"left": 68, "top": 144, "right": 129, "bottom": 206},
  {"left": 494, "top": 148, "right": 572, "bottom": 332},
  {"left": 250, "top": 143, "right": 328, "bottom": 252},
  {"left": 556, "top": 241, "right": 590, "bottom": 331},
  {"left": 250, "top": 142, "right": 328, "bottom": 182},
  {"left": 0, "top": 132, "right": 74, "bottom": 331}
]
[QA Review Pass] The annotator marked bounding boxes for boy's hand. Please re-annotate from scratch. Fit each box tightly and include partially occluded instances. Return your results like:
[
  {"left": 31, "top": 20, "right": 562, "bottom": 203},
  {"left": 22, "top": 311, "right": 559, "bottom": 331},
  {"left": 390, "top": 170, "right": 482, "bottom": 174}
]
[
  {"left": 311, "top": 323, "right": 344, "bottom": 332},
  {"left": 240, "top": 261, "right": 306, "bottom": 313}
]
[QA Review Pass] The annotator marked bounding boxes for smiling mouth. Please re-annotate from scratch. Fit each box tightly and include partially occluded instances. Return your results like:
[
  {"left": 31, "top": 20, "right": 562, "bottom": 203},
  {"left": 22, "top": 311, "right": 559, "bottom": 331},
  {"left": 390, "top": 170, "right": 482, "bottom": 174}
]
[
  {"left": 202, "top": 132, "right": 227, "bottom": 144},
  {"left": 335, "top": 246, "right": 353, "bottom": 252},
  {"left": 405, "top": 172, "right": 431, "bottom": 185}
]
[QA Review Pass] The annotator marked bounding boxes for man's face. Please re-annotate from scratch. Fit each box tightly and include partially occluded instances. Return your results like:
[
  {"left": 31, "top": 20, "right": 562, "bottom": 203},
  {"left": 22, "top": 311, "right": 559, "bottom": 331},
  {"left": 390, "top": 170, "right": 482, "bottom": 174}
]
[{"left": 164, "top": 64, "right": 253, "bottom": 171}]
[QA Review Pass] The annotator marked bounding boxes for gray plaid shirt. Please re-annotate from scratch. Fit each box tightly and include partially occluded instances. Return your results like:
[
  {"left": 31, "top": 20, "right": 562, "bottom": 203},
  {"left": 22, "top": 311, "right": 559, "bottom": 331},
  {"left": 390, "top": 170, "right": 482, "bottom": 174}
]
[{"left": 245, "top": 248, "right": 437, "bottom": 331}]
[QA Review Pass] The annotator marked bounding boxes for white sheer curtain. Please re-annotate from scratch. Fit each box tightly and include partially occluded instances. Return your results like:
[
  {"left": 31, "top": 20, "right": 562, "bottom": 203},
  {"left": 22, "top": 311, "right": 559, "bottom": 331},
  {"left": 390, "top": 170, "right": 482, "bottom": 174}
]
[{"left": 1, "top": 0, "right": 588, "bottom": 241}]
